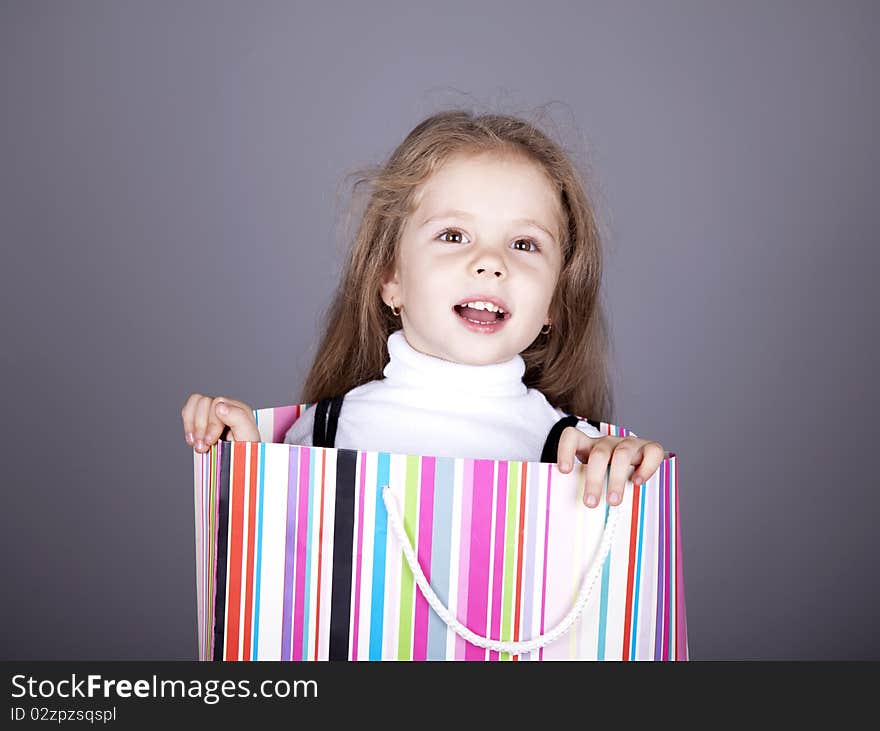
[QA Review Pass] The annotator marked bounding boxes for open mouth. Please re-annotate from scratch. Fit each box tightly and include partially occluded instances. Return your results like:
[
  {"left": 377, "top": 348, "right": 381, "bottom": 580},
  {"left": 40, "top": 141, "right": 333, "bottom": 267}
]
[
  {"left": 452, "top": 299, "right": 510, "bottom": 326},
  {"left": 452, "top": 294, "right": 511, "bottom": 335}
]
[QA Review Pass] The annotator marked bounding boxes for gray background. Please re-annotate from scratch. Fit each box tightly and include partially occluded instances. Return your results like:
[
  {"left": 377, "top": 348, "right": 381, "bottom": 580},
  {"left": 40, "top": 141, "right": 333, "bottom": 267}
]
[{"left": 2, "top": 0, "right": 877, "bottom": 660}]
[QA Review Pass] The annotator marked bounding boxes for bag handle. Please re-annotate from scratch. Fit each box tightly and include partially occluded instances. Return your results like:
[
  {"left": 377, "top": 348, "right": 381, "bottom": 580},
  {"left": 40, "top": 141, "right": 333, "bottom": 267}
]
[{"left": 381, "top": 484, "right": 622, "bottom": 656}]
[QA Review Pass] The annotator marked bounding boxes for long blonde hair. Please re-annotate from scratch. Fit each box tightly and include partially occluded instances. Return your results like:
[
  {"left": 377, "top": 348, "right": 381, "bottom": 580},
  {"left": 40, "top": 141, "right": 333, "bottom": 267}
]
[{"left": 298, "top": 108, "right": 615, "bottom": 423}]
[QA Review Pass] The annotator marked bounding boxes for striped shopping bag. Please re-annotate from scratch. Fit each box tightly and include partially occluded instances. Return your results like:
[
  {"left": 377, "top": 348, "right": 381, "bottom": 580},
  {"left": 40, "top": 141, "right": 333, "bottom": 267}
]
[{"left": 193, "top": 403, "right": 688, "bottom": 661}]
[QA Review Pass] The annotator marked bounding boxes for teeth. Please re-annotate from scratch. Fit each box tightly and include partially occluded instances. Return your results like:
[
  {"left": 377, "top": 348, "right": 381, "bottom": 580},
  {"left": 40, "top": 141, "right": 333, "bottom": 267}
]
[{"left": 460, "top": 300, "right": 505, "bottom": 314}]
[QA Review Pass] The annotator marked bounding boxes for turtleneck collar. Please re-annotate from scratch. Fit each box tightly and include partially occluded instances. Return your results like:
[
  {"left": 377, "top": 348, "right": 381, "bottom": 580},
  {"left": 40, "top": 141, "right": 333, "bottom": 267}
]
[{"left": 382, "top": 329, "right": 527, "bottom": 398}]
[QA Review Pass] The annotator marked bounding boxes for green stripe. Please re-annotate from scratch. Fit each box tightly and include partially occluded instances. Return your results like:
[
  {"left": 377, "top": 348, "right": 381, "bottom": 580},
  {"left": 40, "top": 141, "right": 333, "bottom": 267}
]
[
  {"left": 500, "top": 462, "right": 520, "bottom": 661},
  {"left": 397, "top": 456, "right": 419, "bottom": 660}
]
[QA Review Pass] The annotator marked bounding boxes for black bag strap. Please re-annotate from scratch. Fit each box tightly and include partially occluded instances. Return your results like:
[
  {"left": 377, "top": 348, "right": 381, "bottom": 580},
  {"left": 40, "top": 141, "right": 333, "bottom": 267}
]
[
  {"left": 540, "top": 415, "right": 580, "bottom": 463},
  {"left": 312, "top": 394, "right": 345, "bottom": 448},
  {"left": 312, "top": 398, "right": 330, "bottom": 447},
  {"left": 325, "top": 393, "right": 344, "bottom": 446}
]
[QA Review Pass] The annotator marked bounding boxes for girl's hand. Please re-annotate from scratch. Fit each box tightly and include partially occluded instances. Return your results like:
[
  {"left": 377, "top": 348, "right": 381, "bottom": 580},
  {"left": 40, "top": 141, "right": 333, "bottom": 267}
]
[
  {"left": 556, "top": 427, "right": 665, "bottom": 509},
  {"left": 181, "top": 393, "right": 260, "bottom": 453}
]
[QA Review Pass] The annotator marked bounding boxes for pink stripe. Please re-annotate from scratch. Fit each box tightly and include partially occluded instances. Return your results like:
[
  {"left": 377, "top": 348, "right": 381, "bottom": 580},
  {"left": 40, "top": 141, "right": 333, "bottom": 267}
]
[
  {"left": 673, "top": 458, "right": 688, "bottom": 660},
  {"left": 272, "top": 405, "right": 300, "bottom": 443},
  {"left": 489, "top": 461, "right": 508, "bottom": 661},
  {"left": 351, "top": 452, "right": 367, "bottom": 660},
  {"left": 211, "top": 447, "right": 221, "bottom": 659},
  {"left": 539, "top": 465, "right": 552, "bottom": 661},
  {"left": 455, "top": 460, "right": 474, "bottom": 659},
  {"left": 465, "top": 460, "right": 493, "bottom": 661},
  {"left": 662, "top": 458, "right": 671, "bottom": 660},
  {"left": 412, "top": 456, "right": 435, "bottom": 661},
  {"left": 199, "top": 452, "right": 206, "bottom": 657},
  {"left": 292, "top": 447, "right": 310, "bottom": 660}
]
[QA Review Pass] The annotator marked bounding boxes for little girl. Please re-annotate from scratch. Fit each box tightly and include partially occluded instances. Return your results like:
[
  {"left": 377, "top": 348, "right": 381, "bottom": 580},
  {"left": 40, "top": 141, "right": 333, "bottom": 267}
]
[{"left": 181, "top": 109, "right": 666, "bottom": 509}]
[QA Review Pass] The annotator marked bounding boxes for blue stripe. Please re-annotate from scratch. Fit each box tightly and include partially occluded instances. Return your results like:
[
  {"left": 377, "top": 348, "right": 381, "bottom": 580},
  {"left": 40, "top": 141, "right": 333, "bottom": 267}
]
[
  {"left": 426, "top": 457, "right": 454, "bottom": 659},
  {"left": 368, "top": 452, "right": 390, "bottom": 660},
  {"left": 653, "top": 461, "right": 666, "bottom": 659},
  {"left": 629, "top": 482, "right": 647, "bottom": 660},
  {"left": 596, "top": 501, "right": 611, "bottom": 660},
  {"left": 252, "top": 443, "right": 266, "bottom": 659}
]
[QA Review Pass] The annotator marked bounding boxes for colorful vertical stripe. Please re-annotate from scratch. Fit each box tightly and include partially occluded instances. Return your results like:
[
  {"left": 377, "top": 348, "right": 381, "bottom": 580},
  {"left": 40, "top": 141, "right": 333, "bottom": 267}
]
[{"left": 193, "top": 403, "right": 687, "bottom": 661}]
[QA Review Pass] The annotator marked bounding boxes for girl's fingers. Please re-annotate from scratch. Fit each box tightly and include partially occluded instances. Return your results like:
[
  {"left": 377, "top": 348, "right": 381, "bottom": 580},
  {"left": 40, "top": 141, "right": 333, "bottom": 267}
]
[
  {"left": 192, "top": 396, "right": 213, "bottom": 452},
  {"left": 204, "top": 399, "right": 258, "bottom": 448},
  {"left": 223, "top": 402, "right": 261, "bottom": 443},
  {"left": 556, "top": 426, "right": 602, "bottom": 473},
  {"left": 202, "top": 398, "right": 230, "bottom": 448},
  {"left": 630, "top": 441, "right": 664, "bottom": 485},
  {"left": 582, "top": 439, "right": 614, "bottom": 508},
  {"left": 555, "top": 426, "right": 581, "bottom": 472},
  {"left": 183, "top": 394, "right": 256, "bottom": 452},
  {"left": 556, "top": 428, "right": 620, "bottom": 509},
  {"left": 607, "top": 442, "right": 639, "bottom": 505},
  {"left": 180, "top": 392, "right": 203, "bottom": 445}
]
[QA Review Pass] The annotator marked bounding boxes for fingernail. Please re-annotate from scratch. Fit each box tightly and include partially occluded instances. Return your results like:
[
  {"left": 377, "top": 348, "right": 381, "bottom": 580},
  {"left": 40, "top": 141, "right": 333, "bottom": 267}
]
[
  {"left": 562, "top": 462, "right": 571, "bottom": 472},
  {"left": 586, "top": 495, "right": 598, "bottom": 508},
  {"left": 196, "top": 439, "right": 204, "bottom": 451},
  {"left": 609, "top": 492, "right": 620, "bottom": 505},
  {"left": 186, "top": 432, "right": 193, "bottom": 445},
  {"left": 217, "top": 403, "right": 228, "bottom": 415}
]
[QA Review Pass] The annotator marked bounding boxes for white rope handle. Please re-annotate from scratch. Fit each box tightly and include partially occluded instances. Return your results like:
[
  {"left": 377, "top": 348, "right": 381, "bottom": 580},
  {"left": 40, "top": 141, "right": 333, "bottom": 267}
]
[{"left": 381, "top": 484, "right": 621, "bottom": 656}]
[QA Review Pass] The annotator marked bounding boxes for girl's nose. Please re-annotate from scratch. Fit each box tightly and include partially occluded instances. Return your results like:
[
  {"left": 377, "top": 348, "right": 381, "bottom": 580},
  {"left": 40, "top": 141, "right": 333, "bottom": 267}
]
[
  {"left": 473, "top": 252, "right": 507, "bottom": 278},
  {"left": 475, "top": 266, "right": 505, "bottom": 278}
]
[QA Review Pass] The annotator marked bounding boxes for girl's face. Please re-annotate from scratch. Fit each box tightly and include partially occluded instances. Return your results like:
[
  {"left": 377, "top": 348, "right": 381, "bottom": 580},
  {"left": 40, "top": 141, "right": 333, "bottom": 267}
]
[{"left": 381, "top": 152, "right": 563, "bottom": 366}]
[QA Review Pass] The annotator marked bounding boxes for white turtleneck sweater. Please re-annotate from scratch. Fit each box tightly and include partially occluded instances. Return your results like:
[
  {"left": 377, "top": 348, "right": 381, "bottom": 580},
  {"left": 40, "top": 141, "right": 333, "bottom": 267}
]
[{"left": 283, "top": 329, "right": 603, "bottom": 462}]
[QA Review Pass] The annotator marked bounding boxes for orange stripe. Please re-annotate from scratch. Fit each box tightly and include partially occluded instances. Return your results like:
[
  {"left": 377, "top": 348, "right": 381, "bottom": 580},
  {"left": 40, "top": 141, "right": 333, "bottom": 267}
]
[
  {"left": 621, "top": 482, "right": 641, "bottom": 660},
  {"left": 225, "top": 442, "right": 245, "bottom": 660},
  {"left": 512, "top": 462, "right": 528, "bottom": 659},
  {"left": 242, "top": 442, "right": 259, "bottom": 659},
  {"left": 313, "top": 449, "right": 327, "bottom": 660}
]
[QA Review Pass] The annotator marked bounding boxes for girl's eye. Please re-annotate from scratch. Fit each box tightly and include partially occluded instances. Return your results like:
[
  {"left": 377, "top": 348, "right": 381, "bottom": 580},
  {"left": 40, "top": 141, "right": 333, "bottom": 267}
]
[
  {"left": 512, "top": 238, "right": 540, "bottom": 253},
  {"left": 437, "top": 228, "right": 468, "bottom": 245},
  {"left": 436, "top": 228, "right": 540, "bottom": 252}
]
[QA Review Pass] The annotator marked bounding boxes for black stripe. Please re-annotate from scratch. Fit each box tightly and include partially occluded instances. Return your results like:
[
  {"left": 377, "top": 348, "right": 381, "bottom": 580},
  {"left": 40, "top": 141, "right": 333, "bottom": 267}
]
[
  {"left": 540, "top": 415, "right": 580, "bottom": 463},
  {"left": 312, "top": 398, "right": 331, "bottom": 447},
  {"left": 328, "top": 448, "right": 357, "bottom": 661},
  {"left": 325, "top": 394, "right": 344, "bottom": 447},
  {"left": 212, "top": 445, "right": 231, "bottom": 661}
]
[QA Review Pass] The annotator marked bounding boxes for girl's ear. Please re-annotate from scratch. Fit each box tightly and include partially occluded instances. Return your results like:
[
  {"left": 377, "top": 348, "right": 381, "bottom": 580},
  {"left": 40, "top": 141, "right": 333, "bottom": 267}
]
[{"left": 380, "top": 266, "right": 400, "bottom": 308}]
